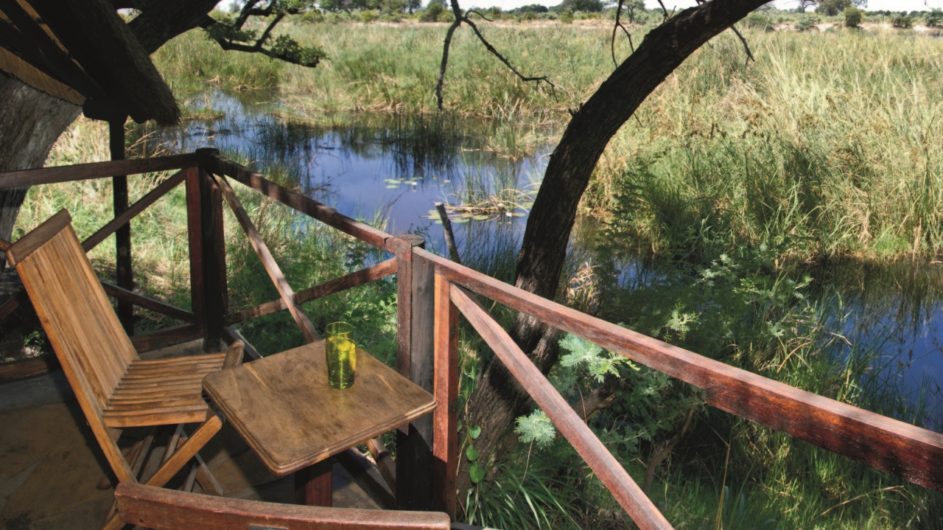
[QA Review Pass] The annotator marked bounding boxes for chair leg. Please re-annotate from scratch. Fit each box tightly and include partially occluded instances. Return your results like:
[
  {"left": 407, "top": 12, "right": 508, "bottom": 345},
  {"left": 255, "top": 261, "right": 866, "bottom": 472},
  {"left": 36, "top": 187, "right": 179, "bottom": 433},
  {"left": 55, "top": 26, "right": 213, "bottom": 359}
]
[
  {"left": 182, "top": 463, "right": 199, "bottom": 492},
  {"left": 145, "top": 415, "right": 222, "bottom": 488},
  {"left": 193, "top": 452, "right": 225, "bottom": 495},
  {"left": 224, "top": 340, "right": 245, "bottom": 368},
  {"left": 101, "top": 508, "right": 126, "bottom": 530}
]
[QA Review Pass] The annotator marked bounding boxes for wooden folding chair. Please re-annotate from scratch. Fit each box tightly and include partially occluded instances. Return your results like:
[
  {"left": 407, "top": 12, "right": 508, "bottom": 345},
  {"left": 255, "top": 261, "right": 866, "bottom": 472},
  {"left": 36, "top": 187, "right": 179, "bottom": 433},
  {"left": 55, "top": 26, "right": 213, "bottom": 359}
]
[{"left": 5, "top": 210, "right": 243, "bottom": 530}]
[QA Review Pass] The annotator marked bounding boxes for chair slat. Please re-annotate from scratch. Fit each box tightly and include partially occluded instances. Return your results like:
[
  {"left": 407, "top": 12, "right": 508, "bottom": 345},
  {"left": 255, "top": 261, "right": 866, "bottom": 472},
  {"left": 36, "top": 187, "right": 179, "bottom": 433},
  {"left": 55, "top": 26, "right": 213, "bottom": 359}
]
[{"left": 9, "top": 211, "right": 137, "bottom": 410}]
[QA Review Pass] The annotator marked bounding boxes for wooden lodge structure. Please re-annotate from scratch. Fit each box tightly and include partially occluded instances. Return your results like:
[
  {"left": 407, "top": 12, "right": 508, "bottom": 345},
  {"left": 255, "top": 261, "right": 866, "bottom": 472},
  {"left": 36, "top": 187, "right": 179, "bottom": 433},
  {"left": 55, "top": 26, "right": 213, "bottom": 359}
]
[{"left": 0, "top": 149, "right": 940, "bottom": 529}]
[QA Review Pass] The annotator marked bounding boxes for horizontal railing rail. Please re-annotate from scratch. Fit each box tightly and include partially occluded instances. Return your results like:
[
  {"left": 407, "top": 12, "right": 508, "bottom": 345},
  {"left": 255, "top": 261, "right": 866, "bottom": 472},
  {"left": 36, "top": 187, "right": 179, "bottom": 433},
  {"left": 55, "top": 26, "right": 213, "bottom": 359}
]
[
  {"left": 415, "top": 246, "right": 943, "bottom": 526},
  {"left": 0, "top": 165, "right": 194, "bottom": 331},
  {"left": 224, "top": 258, "right": 398, "bottom": 325},
  {"left": 0, "top": 153, "right": 200, "bottom": 189},
  {"left": 205, "top": 153, "right": 393, "bottom": 250}
]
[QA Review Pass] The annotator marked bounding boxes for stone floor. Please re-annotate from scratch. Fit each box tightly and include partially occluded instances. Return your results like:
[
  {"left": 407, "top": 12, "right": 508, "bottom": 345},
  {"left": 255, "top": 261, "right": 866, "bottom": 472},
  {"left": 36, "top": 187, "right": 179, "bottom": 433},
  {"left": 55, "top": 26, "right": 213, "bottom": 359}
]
[{"left": 0, "top": 343, "right": 388, "bottom": 530}]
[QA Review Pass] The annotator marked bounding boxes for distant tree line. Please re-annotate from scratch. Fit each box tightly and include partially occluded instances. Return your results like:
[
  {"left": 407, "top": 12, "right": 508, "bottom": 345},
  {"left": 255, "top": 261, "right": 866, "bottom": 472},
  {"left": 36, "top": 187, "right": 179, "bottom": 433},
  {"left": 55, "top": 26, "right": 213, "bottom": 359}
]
[{"left": 318, "top": 0, "right": 422, "bottom": 12}]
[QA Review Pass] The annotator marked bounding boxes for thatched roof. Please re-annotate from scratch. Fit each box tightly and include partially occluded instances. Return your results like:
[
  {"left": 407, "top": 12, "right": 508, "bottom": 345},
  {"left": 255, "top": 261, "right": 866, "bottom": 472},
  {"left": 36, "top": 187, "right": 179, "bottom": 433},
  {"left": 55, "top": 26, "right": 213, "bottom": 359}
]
[{"left": 0, "top": 0, "right": 179, "bottom": 124}]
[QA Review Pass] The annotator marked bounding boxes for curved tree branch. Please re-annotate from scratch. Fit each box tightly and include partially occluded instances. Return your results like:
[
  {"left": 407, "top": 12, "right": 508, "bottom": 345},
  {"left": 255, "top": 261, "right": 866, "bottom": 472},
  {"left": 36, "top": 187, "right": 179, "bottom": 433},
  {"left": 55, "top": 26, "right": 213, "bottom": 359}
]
[
  {"left": 435, "top": 0, "right": 554, "bottom": 111},
  {"left": 462, "top": 0, "right": 770, "bottom": 500},
  {"left": 610, "top": 0, "right": 636, "bottom": 67}
]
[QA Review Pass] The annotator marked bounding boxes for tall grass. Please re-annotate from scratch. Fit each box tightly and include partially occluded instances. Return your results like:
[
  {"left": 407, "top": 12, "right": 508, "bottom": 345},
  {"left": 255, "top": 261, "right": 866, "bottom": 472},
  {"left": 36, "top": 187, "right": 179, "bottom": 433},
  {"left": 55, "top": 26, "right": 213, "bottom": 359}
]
[
  {"left": 153, "top": 23, "right": 943, "bottom": 260},
  {"left": 601, "top": 29, "right": 943, "bottom": 261}
]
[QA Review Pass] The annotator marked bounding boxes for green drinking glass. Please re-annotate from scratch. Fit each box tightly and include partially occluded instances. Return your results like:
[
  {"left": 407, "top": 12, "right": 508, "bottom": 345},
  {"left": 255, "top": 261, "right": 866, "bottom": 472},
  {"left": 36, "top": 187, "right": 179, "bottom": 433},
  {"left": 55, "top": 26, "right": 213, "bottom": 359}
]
[{"left": 326, "top": 321, "right": 356, "bottom": 389}]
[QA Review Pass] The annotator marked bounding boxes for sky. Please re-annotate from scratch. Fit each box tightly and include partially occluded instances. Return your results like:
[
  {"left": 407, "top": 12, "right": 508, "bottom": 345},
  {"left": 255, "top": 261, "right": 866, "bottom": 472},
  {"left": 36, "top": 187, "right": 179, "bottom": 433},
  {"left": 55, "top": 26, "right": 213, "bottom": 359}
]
[{"left": 459, "top": 1, "right": 943, "bottom": 10}]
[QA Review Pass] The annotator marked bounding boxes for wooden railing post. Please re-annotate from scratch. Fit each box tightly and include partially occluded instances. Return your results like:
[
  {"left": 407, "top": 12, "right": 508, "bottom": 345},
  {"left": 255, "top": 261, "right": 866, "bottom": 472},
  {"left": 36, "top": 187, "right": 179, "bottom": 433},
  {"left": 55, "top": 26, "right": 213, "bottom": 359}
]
[
  {"left": 187, "top": 149, "right": 228, "bottom": 352},
  {"left": 388, "top": 235, "right": 436, "bottom": 510},
  {"left": 432, "top": 269, "right": 458, "bottom": 517},
  {"left": 109, "top": 117, "right": 133, "bottom": 334}
]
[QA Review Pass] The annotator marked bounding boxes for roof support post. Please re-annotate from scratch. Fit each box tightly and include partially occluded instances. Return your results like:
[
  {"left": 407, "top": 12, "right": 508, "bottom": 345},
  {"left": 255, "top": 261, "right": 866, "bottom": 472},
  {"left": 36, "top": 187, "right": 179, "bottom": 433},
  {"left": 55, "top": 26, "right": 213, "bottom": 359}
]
[{"left": 110, "top": 116, "right": 133, "bottom": 334}]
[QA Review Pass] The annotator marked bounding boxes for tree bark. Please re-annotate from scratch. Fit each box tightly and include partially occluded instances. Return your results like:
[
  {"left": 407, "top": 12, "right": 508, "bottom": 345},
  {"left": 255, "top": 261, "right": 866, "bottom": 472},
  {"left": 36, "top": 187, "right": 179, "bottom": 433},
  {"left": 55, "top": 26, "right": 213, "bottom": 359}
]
[
  {"left": 0, "top": 74, "right": 80, "bottom": 245},
  {"left": 460, "top": 0, "right": 769, "bottom": 499}
]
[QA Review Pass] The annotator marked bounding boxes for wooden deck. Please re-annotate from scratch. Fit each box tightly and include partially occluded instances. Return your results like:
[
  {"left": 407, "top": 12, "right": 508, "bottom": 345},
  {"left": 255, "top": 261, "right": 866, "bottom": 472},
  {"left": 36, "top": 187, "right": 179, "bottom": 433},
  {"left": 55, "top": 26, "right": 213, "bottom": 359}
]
[{"left": 0, "top": 340, "right": 387, "bottom": 530}]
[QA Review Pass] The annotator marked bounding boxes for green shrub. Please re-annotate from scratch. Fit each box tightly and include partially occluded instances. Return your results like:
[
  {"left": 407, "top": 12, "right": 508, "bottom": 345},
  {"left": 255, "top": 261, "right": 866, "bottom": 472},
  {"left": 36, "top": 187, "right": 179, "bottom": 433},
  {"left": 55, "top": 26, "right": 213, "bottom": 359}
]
[
  {"left": 419, "top": 2, "right": 445, "bottom": 22},
  {"left": 559, "top": 10, "right": 574, "bottom": 24},
  {"left": 795, "top": 16, "right": 818, "bottom": 32},
  {"left": 892, "top": 14, "right": 913, "bottom": 29},
  {"left": 300, "top": 9, "right": 324, "bottom": 23},
  {"left": 744, "top": 12, "right": 773, "bottom": 31},
  {"left": 844, "top": 7, "right": 862, "bottom": 28},
  {"left": 926, "top": 10, "right": 943, "bottom": 28}
]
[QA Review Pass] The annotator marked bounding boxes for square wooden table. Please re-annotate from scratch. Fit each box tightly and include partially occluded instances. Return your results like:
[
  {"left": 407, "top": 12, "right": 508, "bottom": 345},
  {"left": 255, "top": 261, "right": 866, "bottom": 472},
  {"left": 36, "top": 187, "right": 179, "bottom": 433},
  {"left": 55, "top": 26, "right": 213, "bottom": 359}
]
[{"left": 202, "top": 340, "right": 435, "bottom": 503}]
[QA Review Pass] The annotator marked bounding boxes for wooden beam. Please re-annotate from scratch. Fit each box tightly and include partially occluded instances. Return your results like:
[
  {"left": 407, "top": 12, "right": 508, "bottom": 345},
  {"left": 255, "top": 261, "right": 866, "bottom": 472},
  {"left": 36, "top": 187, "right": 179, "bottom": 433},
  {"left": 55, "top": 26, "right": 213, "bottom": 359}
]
[
  {"left": 110, "top": 118, "right": 133, "bottom": 333},
  {"left": 114, "top": 482, "right": 452, "bottom": 530},
  {"left": 0, "top": 2, "right": 102, "bottom": 96},
  {"left": 130, "top": 324, "right": 202, "bottom": 354},
  {"left": 213, "top": 174, "right": 318, "bottom": 343},
  {"left": 185, "top": 167, "right": 207, "bottom": 339},
  {"left": 393, "top": 235, "right": 437, "bottom": 511},
  {"left": 449, "top": 285, "right": 672, "bottom": 530},
  {"left": 0, "top": 154, "right": 200, "bottom": 189},
  {"left": 100, "top": 281, "right": 195, "bottom": 324},
  {"left": 432, "top": 271, "right": 458, "bottom": 517},
  {"left": 225, "top": 258, "right": 397, "bottom": 325},
  {"left": 0, "top": 47, "right": 83, "bottom": 104},
  {"left": 200, "top": 167, "right": 227, "bottom": 351},
  {"left": 204, "top": 155, "right": 391, "bottom": 249},
  {"left": 82, "top": 169, "right": 187, "bottom": 251},
  {"left": 414, "top": 248, "right": 943, "bottom": 493}
]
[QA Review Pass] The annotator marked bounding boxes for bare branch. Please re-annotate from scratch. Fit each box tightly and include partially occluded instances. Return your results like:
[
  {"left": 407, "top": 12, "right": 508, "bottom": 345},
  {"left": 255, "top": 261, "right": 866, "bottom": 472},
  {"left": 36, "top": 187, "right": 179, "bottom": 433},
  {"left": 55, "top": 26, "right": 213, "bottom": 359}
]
[
  {"left": 434, "top": 0, "right": 555, "bottom": 111},
  {"left": 256, "top": 12, "right": 285, "bottom": 46},
  {"left": 656, "top": 0, "right": 670, "bottom": 20},
  {"left": 465, "top": 8, "right": 493, "bottom": 22},
  {"left": 729, "top": 24, "right": 755, "bottom": 65},
  {"left": 695, "top": 0, "right": 754, "bottom": 65},
  {"left": 610, "top": 0, "right": 635, "bottom": 68},
  {"left": 434, "top": 15, "right": 462, "bottom": 110},
  {"left": 464, "top": 18, "right": 555, "bottom": 89},
  {"left": 234, "top": 0, "right": 264, "bottom": 28}
]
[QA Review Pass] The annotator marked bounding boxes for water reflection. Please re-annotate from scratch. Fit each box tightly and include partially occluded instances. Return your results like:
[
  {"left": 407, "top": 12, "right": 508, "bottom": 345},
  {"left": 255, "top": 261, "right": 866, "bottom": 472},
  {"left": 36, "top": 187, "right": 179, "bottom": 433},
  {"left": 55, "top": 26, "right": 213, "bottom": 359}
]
[
  {"left": 815, "top": 261, "right": 943, "bottom": 429},
  {"left": 152, "top": 92, "right": 548, "bottom": 277}
]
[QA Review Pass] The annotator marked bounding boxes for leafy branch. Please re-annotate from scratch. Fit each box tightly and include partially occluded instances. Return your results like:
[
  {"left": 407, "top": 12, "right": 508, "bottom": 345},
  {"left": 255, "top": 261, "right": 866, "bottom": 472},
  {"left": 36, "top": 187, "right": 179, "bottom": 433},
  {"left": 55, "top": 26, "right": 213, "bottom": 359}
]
[{"left": 201, "top": 0, "right": 324, "bottom": 68}]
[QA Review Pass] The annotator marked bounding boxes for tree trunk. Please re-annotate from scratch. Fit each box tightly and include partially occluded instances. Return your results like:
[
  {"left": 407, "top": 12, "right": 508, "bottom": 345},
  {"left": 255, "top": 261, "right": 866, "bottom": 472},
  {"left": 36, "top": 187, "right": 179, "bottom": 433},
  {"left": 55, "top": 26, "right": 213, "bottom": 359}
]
[
  {"left": 460, "top": 0, "right": 768, "bottom": 500},
  {"left": 0, "top": 75, "right": 80, "bottom": 245}
]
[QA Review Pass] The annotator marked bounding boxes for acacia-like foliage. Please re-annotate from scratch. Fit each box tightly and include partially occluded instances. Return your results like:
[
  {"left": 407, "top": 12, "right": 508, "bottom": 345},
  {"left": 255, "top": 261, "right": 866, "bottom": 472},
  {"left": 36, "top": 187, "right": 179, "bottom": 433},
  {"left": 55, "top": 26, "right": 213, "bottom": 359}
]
[{"left": 203, "top": 0, "right": 325, "bottom": 67}]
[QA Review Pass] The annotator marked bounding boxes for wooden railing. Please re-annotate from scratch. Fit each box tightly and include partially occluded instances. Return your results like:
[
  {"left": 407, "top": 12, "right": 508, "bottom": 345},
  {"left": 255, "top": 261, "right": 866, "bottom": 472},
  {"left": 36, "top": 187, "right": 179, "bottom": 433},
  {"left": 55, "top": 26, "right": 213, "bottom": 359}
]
[{"left": 1, "top": 150, "right": 942, "bottom": 529}]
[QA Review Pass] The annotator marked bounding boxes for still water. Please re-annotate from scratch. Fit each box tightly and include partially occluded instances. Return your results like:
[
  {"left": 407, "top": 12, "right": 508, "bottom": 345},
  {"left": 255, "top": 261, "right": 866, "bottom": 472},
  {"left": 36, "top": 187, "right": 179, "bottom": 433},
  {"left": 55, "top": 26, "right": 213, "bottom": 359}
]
[{"left": 154, "top": 91, "right": 942, "bottom": 430}]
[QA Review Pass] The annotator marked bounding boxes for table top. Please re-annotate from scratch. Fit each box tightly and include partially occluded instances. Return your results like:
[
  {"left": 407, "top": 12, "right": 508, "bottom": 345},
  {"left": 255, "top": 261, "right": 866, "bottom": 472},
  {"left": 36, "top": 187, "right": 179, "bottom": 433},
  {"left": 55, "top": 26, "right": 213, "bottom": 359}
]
[{"left": 203, "top": 341, "right": 436, "bottom": 476}]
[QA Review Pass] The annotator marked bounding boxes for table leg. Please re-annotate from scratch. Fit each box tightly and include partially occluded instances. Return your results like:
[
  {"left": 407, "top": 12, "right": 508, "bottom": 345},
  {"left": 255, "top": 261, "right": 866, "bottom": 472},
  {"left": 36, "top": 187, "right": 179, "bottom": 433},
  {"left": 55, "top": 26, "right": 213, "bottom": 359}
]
[{"left": 296, "top": 460, "right": 333, "bottom": 506}]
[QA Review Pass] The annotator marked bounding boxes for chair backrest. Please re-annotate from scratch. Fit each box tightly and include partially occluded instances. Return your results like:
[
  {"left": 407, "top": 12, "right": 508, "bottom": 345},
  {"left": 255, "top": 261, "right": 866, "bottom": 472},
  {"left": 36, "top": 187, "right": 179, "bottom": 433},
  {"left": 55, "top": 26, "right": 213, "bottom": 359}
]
[
  {"left": 6, "top": 210, "right": 137, "bottom": 413},
  {"left": 116, "top": 483, "right": 453, "bottom": 530}
]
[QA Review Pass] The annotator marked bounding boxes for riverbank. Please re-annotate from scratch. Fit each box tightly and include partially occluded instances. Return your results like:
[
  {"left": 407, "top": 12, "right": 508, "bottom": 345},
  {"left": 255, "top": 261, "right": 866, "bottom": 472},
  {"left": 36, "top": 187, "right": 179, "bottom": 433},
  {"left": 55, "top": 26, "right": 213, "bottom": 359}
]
[{"left": 155, "top": 23, "right": 943, "bottom": 263}]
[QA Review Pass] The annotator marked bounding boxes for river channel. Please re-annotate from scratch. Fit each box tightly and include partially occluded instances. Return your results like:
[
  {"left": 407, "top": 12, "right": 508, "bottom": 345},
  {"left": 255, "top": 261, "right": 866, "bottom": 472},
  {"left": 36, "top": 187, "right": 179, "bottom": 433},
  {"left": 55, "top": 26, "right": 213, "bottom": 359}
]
[{"left": 152, "top": 91, "right": 942, "bottom": 431}]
